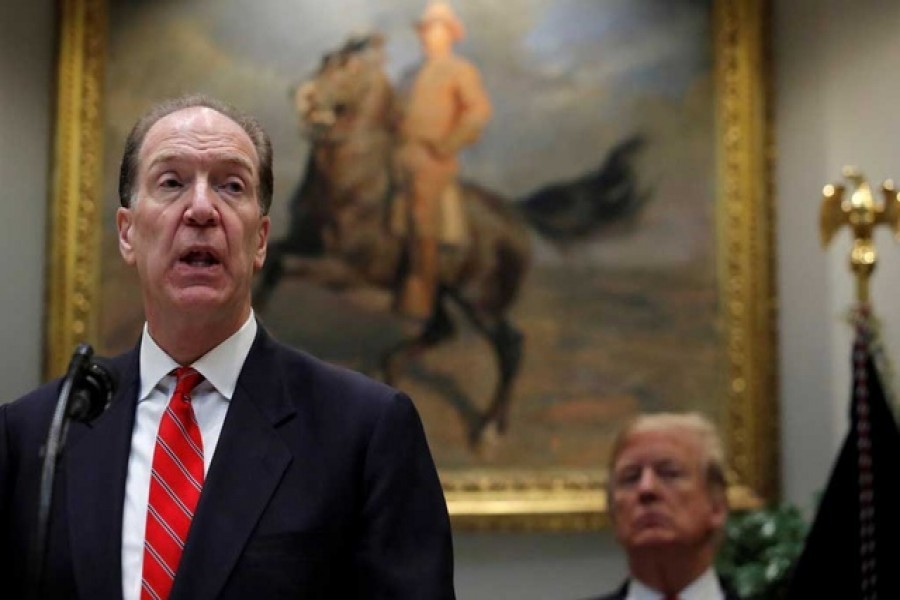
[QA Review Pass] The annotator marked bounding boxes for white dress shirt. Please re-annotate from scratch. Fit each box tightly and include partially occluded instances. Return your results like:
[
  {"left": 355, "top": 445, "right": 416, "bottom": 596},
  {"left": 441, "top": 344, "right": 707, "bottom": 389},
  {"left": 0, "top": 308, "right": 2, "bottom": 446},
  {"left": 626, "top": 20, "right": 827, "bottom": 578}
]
[
  {"left": 121, "top": 315, "right": 257, "bottom": 600},
  {"left": 627, "top": 567, "right": 725, "bottom": 600}
]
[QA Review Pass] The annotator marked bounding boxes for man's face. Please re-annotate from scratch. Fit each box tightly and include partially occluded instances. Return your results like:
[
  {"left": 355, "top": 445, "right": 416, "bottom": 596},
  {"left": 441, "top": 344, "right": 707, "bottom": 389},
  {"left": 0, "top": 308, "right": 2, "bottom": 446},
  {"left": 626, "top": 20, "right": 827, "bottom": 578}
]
[
  {"left": 418, "top": 21, "right": 453, "bottom": 55},
  {"left": 610, "top": 428, "right": 726, "bottom": 554},
  {"left": 116, "top": 107, "right": 270, "bottom": 327}
]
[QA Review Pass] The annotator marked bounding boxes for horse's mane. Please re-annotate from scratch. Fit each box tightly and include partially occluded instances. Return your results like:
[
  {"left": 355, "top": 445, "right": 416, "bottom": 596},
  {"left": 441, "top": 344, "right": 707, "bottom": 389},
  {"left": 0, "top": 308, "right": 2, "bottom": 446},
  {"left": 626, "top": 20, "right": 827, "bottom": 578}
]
[{"left": 298, "top": 33, "right": 396, "bottom": 143}]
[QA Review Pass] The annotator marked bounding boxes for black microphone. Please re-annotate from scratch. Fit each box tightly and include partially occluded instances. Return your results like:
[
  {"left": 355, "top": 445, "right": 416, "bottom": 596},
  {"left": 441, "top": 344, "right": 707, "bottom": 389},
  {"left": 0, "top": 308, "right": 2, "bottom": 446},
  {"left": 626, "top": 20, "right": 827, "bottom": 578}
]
[
  {"left": 66, "top": 351, "right": 117, "bottom": 423},
  {"left": 28, "top": 343, "right": 117, "bottom": 599}
]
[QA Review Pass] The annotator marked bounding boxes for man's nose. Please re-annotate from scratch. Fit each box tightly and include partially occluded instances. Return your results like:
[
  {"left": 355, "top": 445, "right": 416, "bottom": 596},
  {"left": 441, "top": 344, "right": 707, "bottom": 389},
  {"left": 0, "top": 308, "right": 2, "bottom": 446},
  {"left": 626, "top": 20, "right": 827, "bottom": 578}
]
[
  {"left": 184, "top": 178, "right": 219, "bottom": 226},
  {"left": 636, "top": 466, "right": 660, "bottom": 498}
]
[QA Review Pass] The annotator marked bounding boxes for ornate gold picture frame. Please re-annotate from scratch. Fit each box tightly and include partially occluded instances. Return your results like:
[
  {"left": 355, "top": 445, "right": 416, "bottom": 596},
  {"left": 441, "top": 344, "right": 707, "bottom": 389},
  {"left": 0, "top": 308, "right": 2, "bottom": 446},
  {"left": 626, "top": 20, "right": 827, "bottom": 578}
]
[{"left": 46, "top": 0, "right": 775, "bottom": 529}]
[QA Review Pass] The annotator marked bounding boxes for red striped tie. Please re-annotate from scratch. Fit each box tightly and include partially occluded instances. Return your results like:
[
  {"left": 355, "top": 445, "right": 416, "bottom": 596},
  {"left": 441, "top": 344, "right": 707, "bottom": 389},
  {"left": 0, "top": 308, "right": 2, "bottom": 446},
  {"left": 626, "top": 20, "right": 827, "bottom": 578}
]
[{"left": 141, "top": 367, "right": 205, "bottom": 600}]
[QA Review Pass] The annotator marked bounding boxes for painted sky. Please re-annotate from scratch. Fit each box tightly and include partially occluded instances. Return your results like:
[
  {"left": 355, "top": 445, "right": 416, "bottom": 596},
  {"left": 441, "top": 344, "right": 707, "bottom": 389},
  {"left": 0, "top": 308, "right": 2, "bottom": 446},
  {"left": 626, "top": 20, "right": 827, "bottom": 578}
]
[{"left": 107, "top": 0, "right": 714, "bottom": 266}]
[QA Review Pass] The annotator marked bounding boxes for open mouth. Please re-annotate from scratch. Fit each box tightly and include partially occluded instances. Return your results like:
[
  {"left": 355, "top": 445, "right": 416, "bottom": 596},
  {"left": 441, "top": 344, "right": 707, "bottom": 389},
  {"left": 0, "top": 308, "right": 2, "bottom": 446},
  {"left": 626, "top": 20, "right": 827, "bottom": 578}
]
[{"left": 180, "top": 250, "right": 220, "bottom": 268}]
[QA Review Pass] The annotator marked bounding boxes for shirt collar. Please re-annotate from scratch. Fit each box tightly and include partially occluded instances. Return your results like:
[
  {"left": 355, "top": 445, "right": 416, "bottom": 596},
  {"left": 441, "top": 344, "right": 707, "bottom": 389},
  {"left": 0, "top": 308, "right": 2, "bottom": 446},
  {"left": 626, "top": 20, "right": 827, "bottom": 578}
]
[
  {"left": 138, "top": 313, "right": 258, "bottom": 401},
  {"left": 629, "top": 567, "right": 722, "bottom": 600}
]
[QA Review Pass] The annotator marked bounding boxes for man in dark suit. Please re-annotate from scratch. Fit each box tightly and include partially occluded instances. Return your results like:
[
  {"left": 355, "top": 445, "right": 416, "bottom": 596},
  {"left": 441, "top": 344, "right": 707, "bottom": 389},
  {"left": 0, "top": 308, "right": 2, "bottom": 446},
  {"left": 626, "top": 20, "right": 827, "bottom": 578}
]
[
  {"left": 0, "top": 95, "right": 455, "bottom": 599},
  {"left": 591, "top": 413, "right": 738, "bottom": 600}
]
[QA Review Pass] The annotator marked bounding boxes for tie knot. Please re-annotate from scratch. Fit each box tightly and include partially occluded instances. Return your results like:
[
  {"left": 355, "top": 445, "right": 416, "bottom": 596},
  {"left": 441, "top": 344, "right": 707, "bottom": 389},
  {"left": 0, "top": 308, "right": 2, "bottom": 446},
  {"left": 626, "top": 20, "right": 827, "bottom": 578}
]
[{"left": 173, "top": 367, "right": 204, "bottom": 399}]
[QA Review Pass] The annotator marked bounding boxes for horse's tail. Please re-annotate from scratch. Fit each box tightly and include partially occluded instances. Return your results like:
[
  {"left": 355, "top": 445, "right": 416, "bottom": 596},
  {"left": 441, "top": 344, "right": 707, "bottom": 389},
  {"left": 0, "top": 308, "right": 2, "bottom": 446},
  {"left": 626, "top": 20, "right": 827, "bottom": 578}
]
[{"left": 516, "top": 133, "right": 647, "bottom": 242}]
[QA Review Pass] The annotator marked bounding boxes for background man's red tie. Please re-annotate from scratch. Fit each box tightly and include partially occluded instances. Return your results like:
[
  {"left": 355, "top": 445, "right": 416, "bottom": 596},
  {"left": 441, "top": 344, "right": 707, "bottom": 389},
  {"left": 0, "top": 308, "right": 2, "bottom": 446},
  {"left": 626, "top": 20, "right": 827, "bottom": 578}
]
[{"left": 141, "top": 367, "right": 205, "bottom": 600}]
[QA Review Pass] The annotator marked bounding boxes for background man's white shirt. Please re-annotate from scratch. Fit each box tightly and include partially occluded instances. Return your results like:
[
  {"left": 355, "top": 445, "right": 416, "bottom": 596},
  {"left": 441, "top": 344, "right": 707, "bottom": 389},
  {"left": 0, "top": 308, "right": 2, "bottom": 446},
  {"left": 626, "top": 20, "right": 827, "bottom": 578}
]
[{"left": 627, "top": 567, "right": 725, "bottom": 600}]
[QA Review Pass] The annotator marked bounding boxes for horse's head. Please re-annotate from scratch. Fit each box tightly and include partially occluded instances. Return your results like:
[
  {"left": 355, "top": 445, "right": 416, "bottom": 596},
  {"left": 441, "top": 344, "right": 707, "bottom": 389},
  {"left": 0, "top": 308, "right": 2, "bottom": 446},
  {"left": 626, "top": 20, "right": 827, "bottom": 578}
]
[{"left": 294, "top": 33, "right": 393, "bottom": 142}]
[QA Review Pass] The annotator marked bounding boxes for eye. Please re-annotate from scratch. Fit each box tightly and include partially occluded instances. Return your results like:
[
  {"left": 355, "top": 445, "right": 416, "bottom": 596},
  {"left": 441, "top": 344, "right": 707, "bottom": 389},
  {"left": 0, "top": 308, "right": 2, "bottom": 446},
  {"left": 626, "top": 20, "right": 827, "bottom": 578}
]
[
  {"left": 614, "top": 467, "right": 642, "bottom": 489},
  {"left": 655, "top": 463, "right": 686, "bottom": 482},
  {"left": 159, "top": 176, "right": 182, "bottom": 189},
  {"left": 218, "top": 179, "right": 246, "bottom": 195}
]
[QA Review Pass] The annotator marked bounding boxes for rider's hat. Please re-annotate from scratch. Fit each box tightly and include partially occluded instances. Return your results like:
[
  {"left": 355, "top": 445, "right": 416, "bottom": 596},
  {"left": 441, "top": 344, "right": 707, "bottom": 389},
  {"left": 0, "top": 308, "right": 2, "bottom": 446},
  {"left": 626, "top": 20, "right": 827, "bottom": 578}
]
[{"left": 416, "top": 2, "right": 465, "bottom": 41}]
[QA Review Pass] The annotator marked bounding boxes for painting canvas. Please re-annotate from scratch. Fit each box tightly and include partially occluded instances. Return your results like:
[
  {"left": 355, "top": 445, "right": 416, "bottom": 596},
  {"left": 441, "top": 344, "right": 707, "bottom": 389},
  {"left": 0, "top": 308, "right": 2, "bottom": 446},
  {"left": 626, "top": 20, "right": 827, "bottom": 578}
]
[{"left": 46, "top": 0, "right": 773, "bottom": 525}]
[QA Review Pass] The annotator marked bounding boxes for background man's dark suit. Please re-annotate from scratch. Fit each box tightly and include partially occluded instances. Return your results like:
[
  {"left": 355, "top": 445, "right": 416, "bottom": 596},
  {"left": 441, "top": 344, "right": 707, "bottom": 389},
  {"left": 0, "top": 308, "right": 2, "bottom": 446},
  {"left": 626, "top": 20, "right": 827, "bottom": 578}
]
[{"left": 0, "top": 326, "right": 454, "bottom": 599}]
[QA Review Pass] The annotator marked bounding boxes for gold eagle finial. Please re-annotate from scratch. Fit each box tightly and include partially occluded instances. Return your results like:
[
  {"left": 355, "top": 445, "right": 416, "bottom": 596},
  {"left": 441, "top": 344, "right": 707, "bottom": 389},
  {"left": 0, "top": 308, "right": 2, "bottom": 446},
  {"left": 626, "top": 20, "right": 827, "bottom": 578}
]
[{"left": 820, "top": 166, "right": 900, "bottom": 304}]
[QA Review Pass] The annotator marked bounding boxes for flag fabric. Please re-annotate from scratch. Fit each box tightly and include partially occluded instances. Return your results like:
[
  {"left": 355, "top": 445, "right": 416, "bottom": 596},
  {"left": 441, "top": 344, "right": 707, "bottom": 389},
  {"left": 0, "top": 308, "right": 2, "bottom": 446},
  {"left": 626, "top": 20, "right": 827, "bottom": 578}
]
[{"left": 788, "top": 312, "right": 900, "bottom": 599}]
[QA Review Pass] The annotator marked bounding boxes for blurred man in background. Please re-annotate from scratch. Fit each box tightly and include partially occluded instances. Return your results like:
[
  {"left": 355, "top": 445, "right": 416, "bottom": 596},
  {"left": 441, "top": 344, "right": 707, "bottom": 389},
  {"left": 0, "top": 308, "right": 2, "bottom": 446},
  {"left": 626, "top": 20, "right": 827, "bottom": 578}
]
[{"left": 591, "top": 413, "right": 738, "bottom": 600}]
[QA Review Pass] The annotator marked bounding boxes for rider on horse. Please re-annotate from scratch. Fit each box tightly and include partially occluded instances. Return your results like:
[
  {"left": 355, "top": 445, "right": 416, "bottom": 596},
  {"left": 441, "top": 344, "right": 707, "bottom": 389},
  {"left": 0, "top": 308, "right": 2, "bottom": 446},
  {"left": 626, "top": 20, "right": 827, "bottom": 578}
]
[{"left": 394, "top": 2, "right": 492, "bottom": 321}]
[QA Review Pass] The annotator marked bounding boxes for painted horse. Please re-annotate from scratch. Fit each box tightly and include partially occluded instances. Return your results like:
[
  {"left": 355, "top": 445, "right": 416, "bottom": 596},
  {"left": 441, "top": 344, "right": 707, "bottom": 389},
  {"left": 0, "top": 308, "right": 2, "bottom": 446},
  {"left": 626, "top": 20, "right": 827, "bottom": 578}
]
[{"left": 254, "top": 34, "right": 645, "bottom": 443}]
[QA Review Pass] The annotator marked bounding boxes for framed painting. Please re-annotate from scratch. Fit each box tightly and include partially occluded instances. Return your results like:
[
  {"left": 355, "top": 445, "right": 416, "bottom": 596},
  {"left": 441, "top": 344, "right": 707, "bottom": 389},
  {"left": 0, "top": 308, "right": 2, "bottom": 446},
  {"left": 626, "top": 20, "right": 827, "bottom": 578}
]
[{"left": 47, "top": 0, "right": 775, "bottom": 529}]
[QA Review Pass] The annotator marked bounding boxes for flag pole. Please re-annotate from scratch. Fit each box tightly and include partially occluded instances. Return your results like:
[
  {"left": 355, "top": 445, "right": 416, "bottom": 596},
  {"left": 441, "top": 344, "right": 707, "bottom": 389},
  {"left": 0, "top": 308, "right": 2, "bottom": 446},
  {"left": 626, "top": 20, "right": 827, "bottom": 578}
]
[{"left": 788, "top": 166, "right": 900, "bottom": 598}]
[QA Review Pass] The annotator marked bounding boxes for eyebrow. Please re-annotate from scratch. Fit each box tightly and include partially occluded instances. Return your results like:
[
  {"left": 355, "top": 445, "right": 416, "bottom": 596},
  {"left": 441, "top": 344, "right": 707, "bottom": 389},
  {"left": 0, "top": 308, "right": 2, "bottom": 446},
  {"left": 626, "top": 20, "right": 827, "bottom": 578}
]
[
  {"left": 145, "top": 151, "right": 256, "bottom": 175},
  {"left": 615, "top": 458, "right": 687, "bottom": 474}
]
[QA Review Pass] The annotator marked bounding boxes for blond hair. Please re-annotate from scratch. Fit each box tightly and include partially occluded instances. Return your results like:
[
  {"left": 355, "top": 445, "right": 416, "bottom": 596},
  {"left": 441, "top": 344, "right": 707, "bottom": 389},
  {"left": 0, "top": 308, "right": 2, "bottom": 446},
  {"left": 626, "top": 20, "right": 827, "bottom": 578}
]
[{"left": 607, "top": 412, "right": 727, "bottom": 505}]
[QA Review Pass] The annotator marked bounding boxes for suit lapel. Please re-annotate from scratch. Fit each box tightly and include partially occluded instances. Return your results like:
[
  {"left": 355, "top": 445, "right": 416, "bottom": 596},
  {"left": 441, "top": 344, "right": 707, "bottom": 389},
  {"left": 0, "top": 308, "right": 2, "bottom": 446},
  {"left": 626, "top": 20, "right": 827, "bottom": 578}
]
[
  {"left": 171, "top": 329, "right": 295, "bottom": 600},
  {"left": 65, "top": 349, "right": 140, "bottom": 600}
]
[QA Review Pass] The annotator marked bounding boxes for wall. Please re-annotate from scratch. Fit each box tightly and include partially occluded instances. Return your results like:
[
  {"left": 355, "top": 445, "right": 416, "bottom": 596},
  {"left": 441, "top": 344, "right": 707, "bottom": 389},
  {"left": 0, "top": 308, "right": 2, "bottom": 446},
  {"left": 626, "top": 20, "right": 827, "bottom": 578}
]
[
  {"left": 0, "top": 1, "right": 54, "bottom": 400},
  {"left": 456, "top": 532, "right": 625, "bottom": 599},
  {"left": 4, "top": 0, "right": 900, "bottom": 597}
]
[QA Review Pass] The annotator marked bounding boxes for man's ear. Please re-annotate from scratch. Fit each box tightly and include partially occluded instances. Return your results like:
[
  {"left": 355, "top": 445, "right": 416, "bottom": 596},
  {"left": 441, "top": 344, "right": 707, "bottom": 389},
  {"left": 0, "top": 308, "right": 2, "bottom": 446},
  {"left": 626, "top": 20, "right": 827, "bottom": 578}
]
[
  {"left": 116, "top": 207, "right": 136, "bottom": 265},
  {"left": 254, "top": 215, "right": 270, "bottom": 271},
  {"left": 709, "top": 490, "right": 729, "bottom": 531}
]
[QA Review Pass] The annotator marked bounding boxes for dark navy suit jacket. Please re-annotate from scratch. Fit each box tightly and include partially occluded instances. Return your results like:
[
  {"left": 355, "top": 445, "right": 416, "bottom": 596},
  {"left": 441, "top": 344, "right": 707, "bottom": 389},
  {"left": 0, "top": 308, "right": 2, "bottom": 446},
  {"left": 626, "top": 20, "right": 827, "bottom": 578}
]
[{"left": 0, "top": 326, "right": 455, "bottom": 598}]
